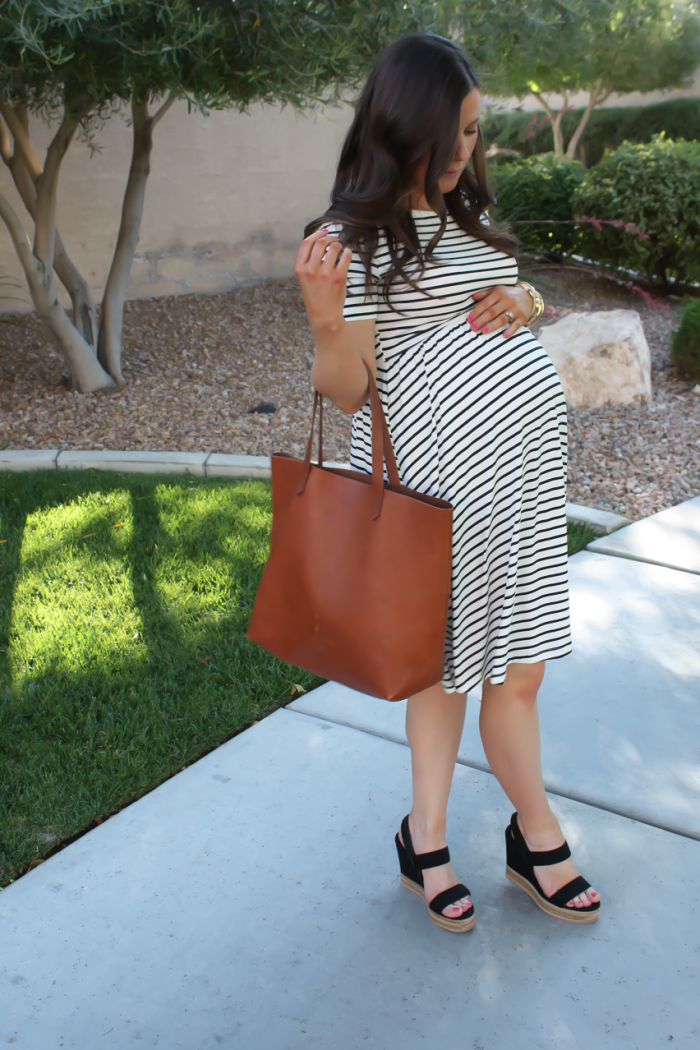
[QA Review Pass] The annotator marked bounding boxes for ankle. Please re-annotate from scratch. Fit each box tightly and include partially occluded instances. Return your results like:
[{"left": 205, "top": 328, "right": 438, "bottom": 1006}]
[
  {"left": 408, "top": 812, "right": 447, "bottom": 848},
  {"left": 517, "top": 813, "right": 563, "bottom": 852}
]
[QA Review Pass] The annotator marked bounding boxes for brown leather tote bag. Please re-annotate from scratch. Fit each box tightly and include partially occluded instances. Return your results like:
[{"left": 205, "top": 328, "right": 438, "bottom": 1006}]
[{"left": 246, "top": 365, "right": 453, "bottom": 700}]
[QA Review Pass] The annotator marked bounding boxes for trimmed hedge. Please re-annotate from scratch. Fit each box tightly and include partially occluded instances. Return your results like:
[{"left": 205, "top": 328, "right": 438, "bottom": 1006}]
[
  {"left": 573, "top": 136, "right": 700, "bottom": 287},
  {"left": 671, "top": 299, "right": 700, "bottom": 380},
  {"left": 489, "top": 155, "right": 586, "bottom": 255},
  {"left": 483, "top": 98, "right": 700, "bottom": 166}
]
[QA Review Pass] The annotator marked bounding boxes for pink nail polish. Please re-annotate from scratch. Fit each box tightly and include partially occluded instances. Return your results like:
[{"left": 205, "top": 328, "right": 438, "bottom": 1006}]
[
  {"left": 467, "top": 314, "right": 474, "bottom": 323},
  {"left": 483, "top": 326, "right": 489, "bottom": 333}
]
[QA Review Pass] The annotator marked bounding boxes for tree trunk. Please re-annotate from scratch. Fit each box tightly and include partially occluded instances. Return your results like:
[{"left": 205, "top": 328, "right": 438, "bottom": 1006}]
[
  {"left": 33, "top": 105, "right": 80, "bottom": 271},
  {"left": 0, "top": 97, "right": 113, "bottom": 390},
  {"left": 98, "top": 95, "right": 174, "bottom": 383},
  {"left": 531, "top": 92, "right": 566, "bottom": 155},
  {"left": 0, "top": 190, "right": 114, "bottom": 391},
  {"left": 566, "top": 82, "right": 610, "bottom": 160},
  {"left": 0, "top": 102, "right": 98, "bottom": 346},
  {"left": 7, "top": 149, "right": 98, "bottom": 347}
]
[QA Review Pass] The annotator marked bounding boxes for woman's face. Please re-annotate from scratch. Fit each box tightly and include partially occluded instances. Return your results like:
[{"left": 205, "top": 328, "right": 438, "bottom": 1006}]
[
  {"left": 411, "top": 89, "right": 481, "bottom": 200},
  {"left": 439, "top": 89, "right": 481, "bottom": 192}
]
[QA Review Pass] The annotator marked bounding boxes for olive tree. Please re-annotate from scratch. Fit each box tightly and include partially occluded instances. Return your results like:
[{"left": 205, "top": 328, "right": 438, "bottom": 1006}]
[
  {"left": 0, "top": 0, "right": 423, "bottom": 391},
  {"left": 447, "top": 0, "right": 700, "bottom": 157}
]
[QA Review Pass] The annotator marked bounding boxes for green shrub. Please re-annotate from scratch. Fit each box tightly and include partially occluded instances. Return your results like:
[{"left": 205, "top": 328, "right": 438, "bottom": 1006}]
[
  {"left": 482, "top": 98, "right": 700, "bottom": 166},
  {"left": 670, "top": 299, "right": 700, "bottom": 380},
  {"left": 573, "top": 136, "right": 700, "bottom": 287},
  {"left": 490, "top": 155, "right": 586, "bottom": 255}
]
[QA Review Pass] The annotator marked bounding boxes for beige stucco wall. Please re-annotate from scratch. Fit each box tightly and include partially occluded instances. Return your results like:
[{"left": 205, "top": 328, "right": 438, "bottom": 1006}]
[
  {"left": 1, "top": 68, "right": 698, "bottom": 313},
  {"left": 0, "top": 99, "right": 355, "bottom": 312}
]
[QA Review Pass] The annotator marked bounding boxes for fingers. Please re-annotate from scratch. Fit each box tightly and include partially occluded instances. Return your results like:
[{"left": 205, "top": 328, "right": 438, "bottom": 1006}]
[
  {"left": 468, "top": 285, "right": 526, "bottom": 339},
  {"left": 295, "top": 231, "right": 350, "bottom": 289},
  {"left": 296, "top": 226, "right": 339, "bottom": 269}
]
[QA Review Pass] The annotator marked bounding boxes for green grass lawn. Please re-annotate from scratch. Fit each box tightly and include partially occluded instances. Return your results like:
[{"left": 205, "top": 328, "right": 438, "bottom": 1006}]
[
  {"left": 0, "top": 469, "right": 324, "bottom": 888},
  {"left": 0, "top": 469, "right": 596, "bottom": 888}
]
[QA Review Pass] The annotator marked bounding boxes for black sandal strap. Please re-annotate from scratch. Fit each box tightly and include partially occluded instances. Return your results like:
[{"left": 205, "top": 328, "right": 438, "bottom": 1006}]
[
  {"left": 509, "top": 812, "right": 571, "bottom": 865},
  {"left": 400, "top": 815, "right": 417, "bottom": 865},
  {"left": 429, "top": 883, "right": 472, "bottom": 917},
  {"left": 400, "top": 815, "right": 450, "bottom": 869},
  {"left": 415, "top": 847, "right": 451, "bottom": 870},
  {"left": 547, "top": 875, "right": 594, "bottom": 910},
  {"left": 528, "top": 842, "right": 571, "bottom": 866}
]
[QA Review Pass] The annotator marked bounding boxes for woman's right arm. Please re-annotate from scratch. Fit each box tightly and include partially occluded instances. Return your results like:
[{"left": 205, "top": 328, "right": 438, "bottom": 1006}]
[{"left": 295, "top": 228, "right": 376, "bottom": 415}]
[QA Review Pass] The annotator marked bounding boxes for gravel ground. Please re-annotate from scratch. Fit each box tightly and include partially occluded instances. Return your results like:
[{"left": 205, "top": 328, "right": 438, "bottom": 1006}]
[{"left": 1, "top": 264, "right": 699, "bottom": 521}]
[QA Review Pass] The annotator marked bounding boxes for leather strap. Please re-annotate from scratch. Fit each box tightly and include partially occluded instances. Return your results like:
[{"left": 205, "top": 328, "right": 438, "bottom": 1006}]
[
  {"left": 400, "top": 815, "right": 450, "bottom": 870},
  {"left": 297, "top": 362, "right": 401, "bottom": 518},
  {"left": 528, "top": 842, "right": 571, "bottom": 866},
  {"left": 296, "top": 390, "right": 324, "bottom": 495},
  {"left": 546, "top": 875, "right": 593, "bottom": 910},
  {"left": 429, "top": 883, "right": 472, "bottom": 916},
  {"left": 510, "top": 812, "right": 571, "bottom": 866},
  {"left": 366, "top": 364, "right": 400, "bottom": 519},
  {"left": 414, "top": 846, "right": 451, "bottom": 870}
]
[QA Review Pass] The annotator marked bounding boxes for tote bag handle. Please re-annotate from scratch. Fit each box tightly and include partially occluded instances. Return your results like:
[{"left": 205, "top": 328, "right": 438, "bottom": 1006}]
[{"left": 295, "top": 363, "right": 400, "bottom": 519}]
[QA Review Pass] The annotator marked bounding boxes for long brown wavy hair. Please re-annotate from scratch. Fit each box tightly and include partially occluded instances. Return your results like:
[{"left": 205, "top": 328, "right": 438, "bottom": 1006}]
[{"left": 305, "top": 33, "right": 517, "bottom": 304}]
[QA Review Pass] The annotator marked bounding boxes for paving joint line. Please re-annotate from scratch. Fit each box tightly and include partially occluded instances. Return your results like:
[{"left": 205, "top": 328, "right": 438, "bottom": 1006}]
[
  {"left": 582, "top": 545, "right": 700, "bottom": 577},
  {"left": 287, "top": 705, "right": 700, "bottom": 844}
]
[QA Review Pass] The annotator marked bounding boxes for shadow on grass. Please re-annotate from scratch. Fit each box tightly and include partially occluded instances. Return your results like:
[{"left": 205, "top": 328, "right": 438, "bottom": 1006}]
[
  {"left": 1, "top": 469, "right": 596, "bottom": 887},
  {"left": 0, "top": 470, "right": 322, "bottom": 887}
]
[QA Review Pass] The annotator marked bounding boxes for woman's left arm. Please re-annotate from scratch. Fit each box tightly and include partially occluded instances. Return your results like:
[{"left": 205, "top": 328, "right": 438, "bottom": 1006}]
[{"left": 467, "top": 284, "right": 538, "bottom": 338}]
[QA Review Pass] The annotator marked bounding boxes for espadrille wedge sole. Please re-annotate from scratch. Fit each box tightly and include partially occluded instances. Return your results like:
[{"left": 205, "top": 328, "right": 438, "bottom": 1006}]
[
  {"left": 505, "top": 812, "right": 600, "bottom": 924},
  {"left": 395, "top": 815, "right": 475, "bottom": 933}
]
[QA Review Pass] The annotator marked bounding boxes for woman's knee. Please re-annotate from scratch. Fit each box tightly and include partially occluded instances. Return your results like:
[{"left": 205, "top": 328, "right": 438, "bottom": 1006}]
[
  {"left": 506, "top": 661, "right": 545, "bottom": 704},
  {"left": 484, "top": 661, "right": 544, "bottom": 707}
]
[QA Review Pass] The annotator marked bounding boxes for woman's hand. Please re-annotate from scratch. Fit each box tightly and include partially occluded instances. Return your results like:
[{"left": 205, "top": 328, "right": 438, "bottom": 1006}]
[
  {"left": 468, "top": 284, "right": 534, "bottom": 338},
  {"left": 295, "top": 227, "right": 352, "bottom": 334}
]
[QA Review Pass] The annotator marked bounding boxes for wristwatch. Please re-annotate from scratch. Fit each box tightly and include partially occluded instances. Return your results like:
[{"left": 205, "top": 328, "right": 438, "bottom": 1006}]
[{"left": 517, "top": 281, "right": 545, "bottom": 327}]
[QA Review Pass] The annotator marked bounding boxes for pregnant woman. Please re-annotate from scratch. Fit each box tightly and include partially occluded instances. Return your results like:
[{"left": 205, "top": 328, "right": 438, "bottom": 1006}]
[{"left": 295, "top": 33, "right": 600, "bottom": 931}]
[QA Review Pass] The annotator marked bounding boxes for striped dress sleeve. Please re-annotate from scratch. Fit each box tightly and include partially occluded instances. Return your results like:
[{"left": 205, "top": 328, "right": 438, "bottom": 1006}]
[{"left": 322, "top": 223, "right": 379, "bottom": 322}]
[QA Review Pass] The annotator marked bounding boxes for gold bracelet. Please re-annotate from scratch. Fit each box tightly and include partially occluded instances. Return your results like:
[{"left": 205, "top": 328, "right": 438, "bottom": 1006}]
[{"left": 517, "top": 280, "right": 545, "bottom": 326}]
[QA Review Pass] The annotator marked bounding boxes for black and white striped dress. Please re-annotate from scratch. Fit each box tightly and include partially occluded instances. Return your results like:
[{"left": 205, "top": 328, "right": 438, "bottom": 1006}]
[{"left": 340, "top": 210, "right": 572, "bottom": 694}]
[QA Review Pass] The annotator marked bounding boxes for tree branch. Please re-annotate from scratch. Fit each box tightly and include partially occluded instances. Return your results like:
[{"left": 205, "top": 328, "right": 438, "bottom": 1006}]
[
  {"left": 0, "top": 101, "right": 98, "bottom": 345},
  {"left": 0, "top": 113, "right": 11, "bottom": 164},
  {"left": 0, "top": 189, "right": 35, "bottom": 270},
  {"left": 151, "top": 93, "right": 176, "bottom": 127},
  {"left": 565, "top": 79, "right": 607, "bottom": 159},
  {"left": 97, "top": 97, "right": 155, "bottom": 382},
  {"left": 33, "top": 102, "right": 83, "bottom": 271},
  {"left": 531, "top": 91, "right": 555, "bottom": 121},
  {"left": 531, "top": 90, "right": 566, "bottom": 154},
  {"left": 0, "top": 188, "right": 112, "bottom": 390},
  {"left": 0, "top": 93, "right": 42, "bottom": 180}
]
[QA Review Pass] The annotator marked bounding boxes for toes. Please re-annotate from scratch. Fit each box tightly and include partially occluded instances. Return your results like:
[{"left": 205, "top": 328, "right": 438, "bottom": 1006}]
[
  {"left": 567, "top": 891, "right": 599, "bottom": 909},
  {"left": 443, "top": 897, "right": 472, "bottom": 918}
]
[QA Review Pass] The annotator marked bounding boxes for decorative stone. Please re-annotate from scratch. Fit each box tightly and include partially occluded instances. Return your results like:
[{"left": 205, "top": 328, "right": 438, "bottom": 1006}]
[{"left": 538, "top": 309, "right": 651, "bottom": 408}]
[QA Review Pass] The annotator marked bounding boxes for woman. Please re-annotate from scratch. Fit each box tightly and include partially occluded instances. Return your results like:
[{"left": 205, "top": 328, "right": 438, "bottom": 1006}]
[{"left": 294, "top": 33, "right": 600, "bottom": 932}]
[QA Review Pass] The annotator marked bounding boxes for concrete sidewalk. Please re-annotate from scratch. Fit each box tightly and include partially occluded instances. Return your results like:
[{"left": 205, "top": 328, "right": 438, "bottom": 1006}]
[{"left": 1, "top": 497, "right": 699, "bottom": 1049}]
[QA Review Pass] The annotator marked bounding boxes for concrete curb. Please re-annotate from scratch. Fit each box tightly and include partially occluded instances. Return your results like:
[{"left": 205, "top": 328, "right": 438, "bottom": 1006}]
[{"left": 0, "top": 448, "right": 629, "bottom": 533}]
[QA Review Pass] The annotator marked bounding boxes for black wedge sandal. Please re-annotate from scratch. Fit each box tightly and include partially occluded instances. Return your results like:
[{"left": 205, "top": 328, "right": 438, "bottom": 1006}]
[
  {"left": 505, "top": 812, "right": 600, "bottom": 924},
  {"left": 395, "top": 815, "right": 475, "bottom": 933}
]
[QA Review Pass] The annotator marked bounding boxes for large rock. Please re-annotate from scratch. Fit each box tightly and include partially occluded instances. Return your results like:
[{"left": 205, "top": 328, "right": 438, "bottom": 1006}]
[{"left": 538, "top": 309, "right": 652, "bottom": 408}]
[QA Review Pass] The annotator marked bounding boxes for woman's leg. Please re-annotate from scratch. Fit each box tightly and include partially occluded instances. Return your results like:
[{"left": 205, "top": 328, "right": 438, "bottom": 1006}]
[
  {"left": 401, "top": 683, "right": 472, "bottom": 918},
  {"left": 479, "top": 662, "right": 600, "bottom": 909}
]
